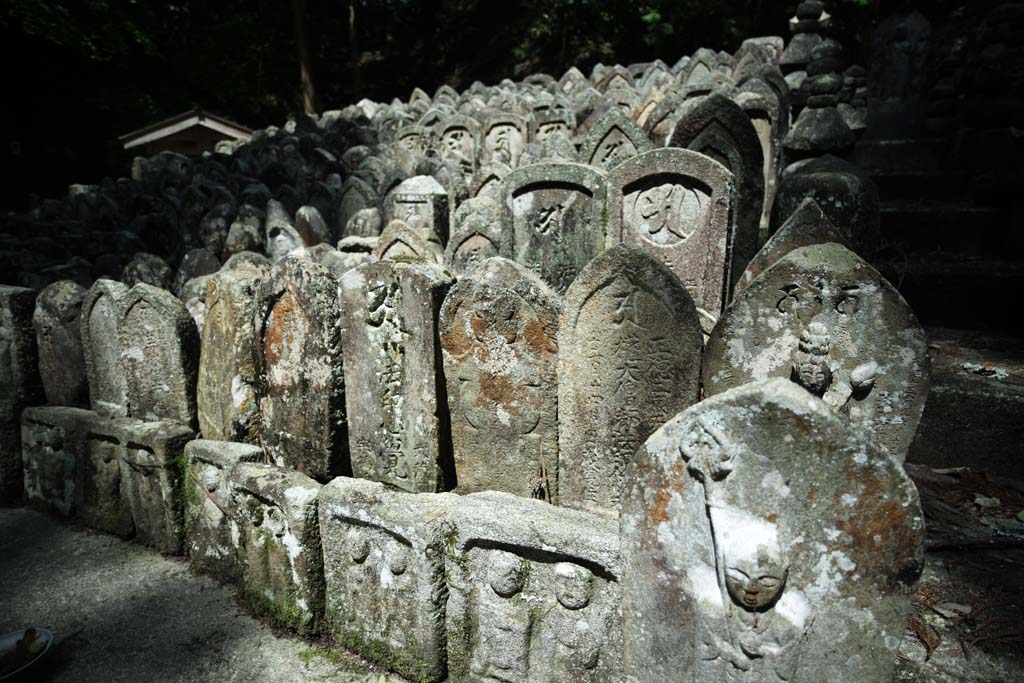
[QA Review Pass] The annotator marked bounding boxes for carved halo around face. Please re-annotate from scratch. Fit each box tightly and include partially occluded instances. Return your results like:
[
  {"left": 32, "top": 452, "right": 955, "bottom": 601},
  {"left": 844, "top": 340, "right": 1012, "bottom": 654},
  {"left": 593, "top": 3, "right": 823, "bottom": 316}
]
[{"left": 554, "top": 562, "right": 594, "bottom": 610}]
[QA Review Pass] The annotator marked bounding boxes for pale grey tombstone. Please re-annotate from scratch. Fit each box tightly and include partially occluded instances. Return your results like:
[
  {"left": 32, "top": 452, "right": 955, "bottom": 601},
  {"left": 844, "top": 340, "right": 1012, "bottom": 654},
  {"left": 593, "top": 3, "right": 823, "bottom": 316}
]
[
  {"left": 621, "top": 378, "right": 926, "bottom": 683},
  {"left": 447, "top": 491, "right": 623, "bottom": 682},
  {"left": 383, "top": 175, "right": 450, "bottom": 245},
  {"left": 704, "top": 243, "right": 930, "bottom": 460},
  {"left": 80, "top": 279, "right": 130, "bottom": 416},
  {"left": 482, "top": 113, "right": 529, "bottom": 168},
  {"left": 33, "top": 280, "right": 89, "bottom": 407},
  {"left": 339, "top": 260, "right": 454, "bottom": 493},
  {"left": 558, "top": 245, "right": 702, "bottom": 515},
  {"left": 119, "top": 284, "right": 199, "bottom": 428},
  {"left": 197, "top": 261, "right": 268, "bottom": 443},
  {"left": 444, "top": 197, "right": 502, "bottom": 275},
  {"left": 606, "top": 147, "right": 735, "bottom": 333},
  {"left": 373, "top": 219, "right": 444, "bottom": 264},
  {"left": 344, "top": 206, "right": 383, "bottom": 239},
  {"left": 439, "top": 257, "right": 561, "bottom": 500},
  {"left": 470, "top": 162, "right": 512, "bottom": 202},
  {"left": 501, "top": 162, "right": 607, "bottom": 294},
  {"left": 579, "top": 108, "right": 654, "bottom": 170},
  {"left": 265, "top": 199, "right": 304, "bottom": 264},
  {"left": 253, "top": 253, "right": 348, "bottom": 481},
  {"left": 318, "top": 477, "right": 456, "bottom": 682},
  {"left": 438, "top": 114, "right": 482, "bottom": 183}
]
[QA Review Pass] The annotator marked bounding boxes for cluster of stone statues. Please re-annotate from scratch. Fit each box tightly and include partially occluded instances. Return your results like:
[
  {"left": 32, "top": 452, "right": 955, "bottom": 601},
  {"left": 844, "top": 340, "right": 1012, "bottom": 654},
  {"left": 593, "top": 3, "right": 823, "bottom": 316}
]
[{"left": 1, "top": 3, "right": 930, "bottom": 681}]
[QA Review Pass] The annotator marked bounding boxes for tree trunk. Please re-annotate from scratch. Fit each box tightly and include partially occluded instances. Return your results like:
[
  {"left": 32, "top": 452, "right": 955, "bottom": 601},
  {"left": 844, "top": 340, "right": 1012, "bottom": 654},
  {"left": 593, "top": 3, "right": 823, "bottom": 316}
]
[
  {"left": 348, "top": 0, "right": 362, "bottom": 96},
  {"left": 291, "top": 0, "right": 316, "bottom": 114}
]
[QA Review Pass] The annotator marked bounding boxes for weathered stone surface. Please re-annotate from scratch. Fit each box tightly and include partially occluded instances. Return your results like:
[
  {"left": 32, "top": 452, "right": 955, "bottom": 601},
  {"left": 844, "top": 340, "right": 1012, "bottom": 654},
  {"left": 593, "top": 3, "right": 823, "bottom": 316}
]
[
  {"left": 230, "top": 462, "right": 323, "bottom": 634},
  {"left": 383, "top": 175, "right": 450, "bottom": 246},
  {"left": 265, "top": 199, "right": 304, "bottom": 264},
  {"left": 373, "top": 219, "right": 444, "bottom": 264},
  {"left": 607, "top": 147, "right": 735, "bottom": 330},
  {"left": 440, "top": 257, "right": 560, "bottom": 500},
  {"left": 77, "top": 414, "right": 134, "bottom": 537},
  {"left": 197, "top": 264, "right": 267, "bottom": 443},
  {"left": 1, "top": 286, "right": 42, "bottom": 504},
  {"left": 294, "top": 205, "right": 331, "bottom": 246},
  {"left": 470, "top": 162, "right": 511, "bottom": 203},
  {"left": 118, "top": 418, "right": 194, "bottom": 554},
  {"left": 120, "top": 284, "right": 200, "bottom": 427},
  {"left": 183, "top": 439, "right": 262, "bottom": 582},
  {"left": 482, "top": 114, "right": 528, "bottom": 168},
  {"left": 438, "top": 115, "right": 481, "bottom": 183},
  {"left": 253, "top": 253, "right": 348, "bottom": 481},
  {"left": 621, "top": 378, "right": 926, "bottom": 683},
  {"left": 444, "top": 197, "right": 502, "bottom": 275},
  {"left": 668, "top": 94, "right": 765, "bottom": 295},
  {"left": 338, "top": 178, "right": 380, "bottom": 238},
  {"left": 319, "top": 477, "right": 455, "bottom": 682},
  {"left": 447, "top": 491, "right": 623, "bottom": 682},
  {"left": 81, "top": 279, "right": 130, "bottom": 417},
  {"left": 181, "top": 274, "right": 213, "bottom": 334},
  {"left": 579, "top": 107, "right": 654, "bottom": 170},
  {"left": 121, "top": 252, "right": 173, "bottom": 290},
  {"left": 558, "top": 245, "right": 702, "bottom": 514},
  {"left": 344, "top": 207, "right": 383, "bottom": 239},
  {"left": 340, "top": 260, "right": 454, "bottom": 493},
  {"left": 33, "top": 280, "right": 88, "bottom": 407},
  {"left": 501, "top": 162, "right": 607, "bottom": 294},
  {"left": 738, "top": 197, "right": 847, "bottom": 293},
  {"left": 173, "top": 247, "right": 221, "bottom": 297},
  {"left": 21, "top": 406, "right": 84, "bottom": 516},
  {"left": 704, "top": 243, "right": 930, "bottom": 460}
]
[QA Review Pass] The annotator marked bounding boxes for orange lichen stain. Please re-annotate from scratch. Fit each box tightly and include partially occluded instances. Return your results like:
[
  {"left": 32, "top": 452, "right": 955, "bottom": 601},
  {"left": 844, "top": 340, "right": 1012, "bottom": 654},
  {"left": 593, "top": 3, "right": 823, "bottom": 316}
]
[
  {"left": 649, "top": 458, "right": 688, "bottom": 525},
  {"left": 264, "top": 292, "right": 300, "bottom": 367},
  {"left": 522, "top": 318, "right": 556, "bottom": 355}
]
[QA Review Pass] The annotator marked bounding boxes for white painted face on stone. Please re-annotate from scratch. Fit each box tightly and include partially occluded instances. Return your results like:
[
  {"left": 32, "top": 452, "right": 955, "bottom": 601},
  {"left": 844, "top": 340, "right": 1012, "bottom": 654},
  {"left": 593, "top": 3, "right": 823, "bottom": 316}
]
[
  {"left": 724, "top": 553, "right": 787, "bottom": 611},
  {"left": 348, "top": 528, "right": 370, "bottom": 564},
  {"left": 488, "top": 550, "right": 526, "bottom": 598},
  {"left": 714, "top": 507, "right": 788, "bottom": 612},
  {"left": 554, "top": 562, "right": 593, "bottom": 610}
]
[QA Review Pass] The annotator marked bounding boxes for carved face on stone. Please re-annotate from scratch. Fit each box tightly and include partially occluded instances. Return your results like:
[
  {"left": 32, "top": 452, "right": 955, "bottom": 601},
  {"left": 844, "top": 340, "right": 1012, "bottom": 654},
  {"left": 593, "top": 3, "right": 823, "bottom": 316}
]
[
  {"left": 348, "top": 529, "right": 370, "bottom": 563},
  {"left": 386, "top": 540, "right": 408, "bottom": 575},
  {"left": 725, "top": 554, "right": 787, "bottom": 611},
  {"left": 488, "top": 550, "right": 526, "bottom": 598},
  {"left": 554, "top": 562, "right": 593, "bottom": 610},
  {"left": 715, "top": 507, "right": 788, "bottom": 612}
]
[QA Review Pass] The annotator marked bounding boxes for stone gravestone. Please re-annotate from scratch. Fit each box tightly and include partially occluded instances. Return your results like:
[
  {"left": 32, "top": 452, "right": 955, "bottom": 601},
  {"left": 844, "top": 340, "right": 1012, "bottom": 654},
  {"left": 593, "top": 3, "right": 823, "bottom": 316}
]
[
  {"left": 501, "top": 162, "right": 607, "bottom": 294},
  {"left": 230, "top": 462, "right": 323, "bottom": 634},
  {"left": 33, "top": 280, "right": 89, "bottom": 407},
  {"left": 438, "top": 115, "right": 481, "bottom": 183},
  {"left": 737, "top": 197, "right": 847, "bottom": 293},
  {"left": 621, "top": 378, "right": 926, "bottom": 683},
  {"left": 253, "top": 253, "right": 348, "bottom": 481},
  {"left": 338, "top": 177, "right": 379, "bottom": 239},
  {"left": 119, "top": 284, "right": 199, "bottom": 428},
  {"left": 197, "top": 262, "right": 268, "bottom": 443},
  {"left": 319, "top": 477, "right": 455, "bottom": 683},
  {"left": 558, "top": 245, "right": 703, "bottom": 515},
  {"left": 383, "top": 175, "right": 450, "bottom": 246},
  {"left": 447, "top": 491, "right": 623, "bottom": 682},
  {"left": 77, "top": 413, "right": 134, "bottom": 537},
  {"left": 668, "top": 93, "right": 765, "bottom": 295},
  {"left": 470, "top": 162, "right": 512, "bottom": 203},
  {"left": 340, "top": 261, "right": 454, "bottom": 493},
  {"left": 703, "top": 243, "right": 930, "bottom": 460},
  {"left": 439, "top": 257, "right": 560, "bottom": 500},
  {"left": 373, "top": 219, "right": 444, "bottom": 264},
  {"left": 607, "top": 148, "right": 735, "bottom": 332},
  {"left": 183, "top": 439, "right": 263, "bottom": 582},
  {"left": 0, "top": 286, "right": 42, "bottom": 503},
  {"left": 444, "top": 197, "right": 502, "bottom": 275},
  {"left": 81, "top": 280, "right": 131, "bottom": 417},
  {"left": 579, "top": 107, "right": 654, "bottom": 170},
  {"left": 20, "top": 406, "right": 85, "bottom": 516},
  {"left": 482, "top": 114, "right": 528, "bottom": 168}
]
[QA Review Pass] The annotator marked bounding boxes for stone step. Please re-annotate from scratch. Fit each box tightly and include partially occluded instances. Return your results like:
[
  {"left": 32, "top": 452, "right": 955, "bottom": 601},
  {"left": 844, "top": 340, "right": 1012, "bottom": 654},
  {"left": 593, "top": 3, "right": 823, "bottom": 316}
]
[
  {"left": 871, "top": 170, "right": 968, "bottom": 202},
  {"left": 908, "top": 328, "right": 1024, "bottom": 481},
  {"left": 851, "top": 138, "right": 950, "bottom": 173},
  {"left": 874, "top": 256, "right": 1024, "bottom": 333},
  {"left": 879, "top": 201, "right": 1011, "bottom": 255}
]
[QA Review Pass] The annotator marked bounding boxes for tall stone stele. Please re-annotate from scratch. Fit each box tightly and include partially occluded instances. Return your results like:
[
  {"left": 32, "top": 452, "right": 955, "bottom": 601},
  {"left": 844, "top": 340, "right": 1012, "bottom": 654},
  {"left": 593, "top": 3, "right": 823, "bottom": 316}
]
[
  {"left": 440, "top": 257, "right": 561, "bottom": 500},
  {"left": 33, "top": 280, "right": 89, "bottom": 407},
  {"left": 0, "top": 286, "right": 41, "bottom": 504},
  {"left": 703, "top": 243, "right": 929, "bottom": 460},
  {"left": 81, "top": 279, "right": 131, "bottom": 417},
  {"left": 621, "top": 379, "right": 926, "bottom": 683},
  {"left": 340, "top": 260, "right": 454, "bottom": 493},
  {"left": 558, "top": 244, "right": 703, "bottom": 515}
]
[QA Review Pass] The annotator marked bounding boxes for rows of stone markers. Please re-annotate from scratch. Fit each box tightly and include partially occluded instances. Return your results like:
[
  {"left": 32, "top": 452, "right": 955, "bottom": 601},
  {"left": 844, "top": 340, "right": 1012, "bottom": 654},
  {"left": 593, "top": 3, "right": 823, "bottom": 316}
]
[{"left": 1, "top": 3, "right": 930, "bottom": 681}]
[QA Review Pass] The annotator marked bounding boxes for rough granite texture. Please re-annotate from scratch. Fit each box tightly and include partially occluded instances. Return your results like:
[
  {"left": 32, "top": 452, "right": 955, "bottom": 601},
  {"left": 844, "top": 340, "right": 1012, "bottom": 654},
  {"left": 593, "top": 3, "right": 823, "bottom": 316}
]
[
  {"left": 703, "top": 243, "right": 930, "bottom": 460},
  {"left": 373, "top": 219, "right": 444, "bottom": 264},
  {"left": 445, "top": 197, "right": 502, "bottom": 275},
  {"left": 621, "top": 379, "right": 926, "bottom": 683},
  {"left": 80, "top": 279, "right": 130, "bottom": 417},
  {"left": 33, "top": 280, "right": 89, "bottom": 407},
  {"left": 383, "top": 175, "right": 450, "bottom": 246},
  {"left": 579, "top": 107, "right": 654, "bottom": 170}
]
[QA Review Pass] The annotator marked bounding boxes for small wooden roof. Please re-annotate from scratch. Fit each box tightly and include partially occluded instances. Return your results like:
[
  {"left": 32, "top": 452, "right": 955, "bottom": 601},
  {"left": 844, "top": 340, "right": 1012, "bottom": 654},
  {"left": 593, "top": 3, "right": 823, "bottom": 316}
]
[{"left": 118, "top": 108, "right": 252, "bottom": 150}]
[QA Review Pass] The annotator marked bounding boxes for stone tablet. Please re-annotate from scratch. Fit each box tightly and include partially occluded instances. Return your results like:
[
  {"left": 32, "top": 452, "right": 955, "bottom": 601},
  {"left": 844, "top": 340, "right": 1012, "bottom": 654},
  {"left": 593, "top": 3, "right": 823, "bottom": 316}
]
[
  {"left": 444, "top": 197, "right": 502, "bottom": 275},
  {"left": 607, "top": 148, "right": 735, "bottom": 331},
  {"left": 668, "top": 94, "right": 765, "bottom": 295},
  {"left": 338, "top": 177, "right": 379, "bottom": 238},
  {"left": 704, "top": 243, "right": 930, "bottom": 459},
  {"left": 373, "top": 219, "right": 444, "bottom": 264},
  {"left": 737, "top": 197, "right": 847, "bottom": 293},
  {"left": 469, "top": 162, "right": 511, "bottom": 203},
  {"left": 230, "top": 462, "right": 323, "bottom": 634},
  {"left": 77, "top": 412, "right": 133, "bottom": 537},
  {"left": 319, "top": 477, "right": 455, "bottom": 682},
  {"left": 446, "top": 492, "right": 623, "bottom": 683},
  {"left": 197, "top": 264, "right": 266, "bottom": 443},
  {"left": 118, "top": 418, "right": 194, "bottom": 554},
  {"left": 501, "top": 162, "right": 607, "bottom": 294},
  {"left": 621, "top": 379, "right": 925, "bottom": 683},
  {"left": 254, "top": 253, "right": 348, "bottom": 481},
  {"left": 120, "top": 284, "right": 200, "bottom": 427},
  {"left": 383, "top": 175, "right": 450, "bottom": 245},
  {"left": 33, "top": 280, "right": 89, "bottom": 407},
  {"left": 559, "top": 245, "right": 702, "bottom": 514},
  {"left": 440, "top": 257, "right": 560, "bottom": 500},
  {"left": 340, "top": 261, "right": 454, "bottom": 493},
  {"left": 1, "top": 286, "right": 41, "bottom": 504},
  {"left": 81, "top": 279, "right": 130, "bottom": 417},
  {"left": 482, "top": 114, "right": 528, "bottom": 168},
  {"left": 579, "top": 107, "right": 654, "bottom": 170},
  {"left": 21, "top": 407, "right": 84, "bottom": 516},
  {"left": 439, "top": 115, "right": 481, "bottom": 183}
]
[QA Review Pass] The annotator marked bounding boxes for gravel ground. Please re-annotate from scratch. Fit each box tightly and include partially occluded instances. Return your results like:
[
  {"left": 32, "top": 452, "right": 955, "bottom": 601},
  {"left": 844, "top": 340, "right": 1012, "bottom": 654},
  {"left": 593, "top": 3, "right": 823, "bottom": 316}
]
[{"left": 0, "top": 507, "right": 406, "bottom": 683}]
